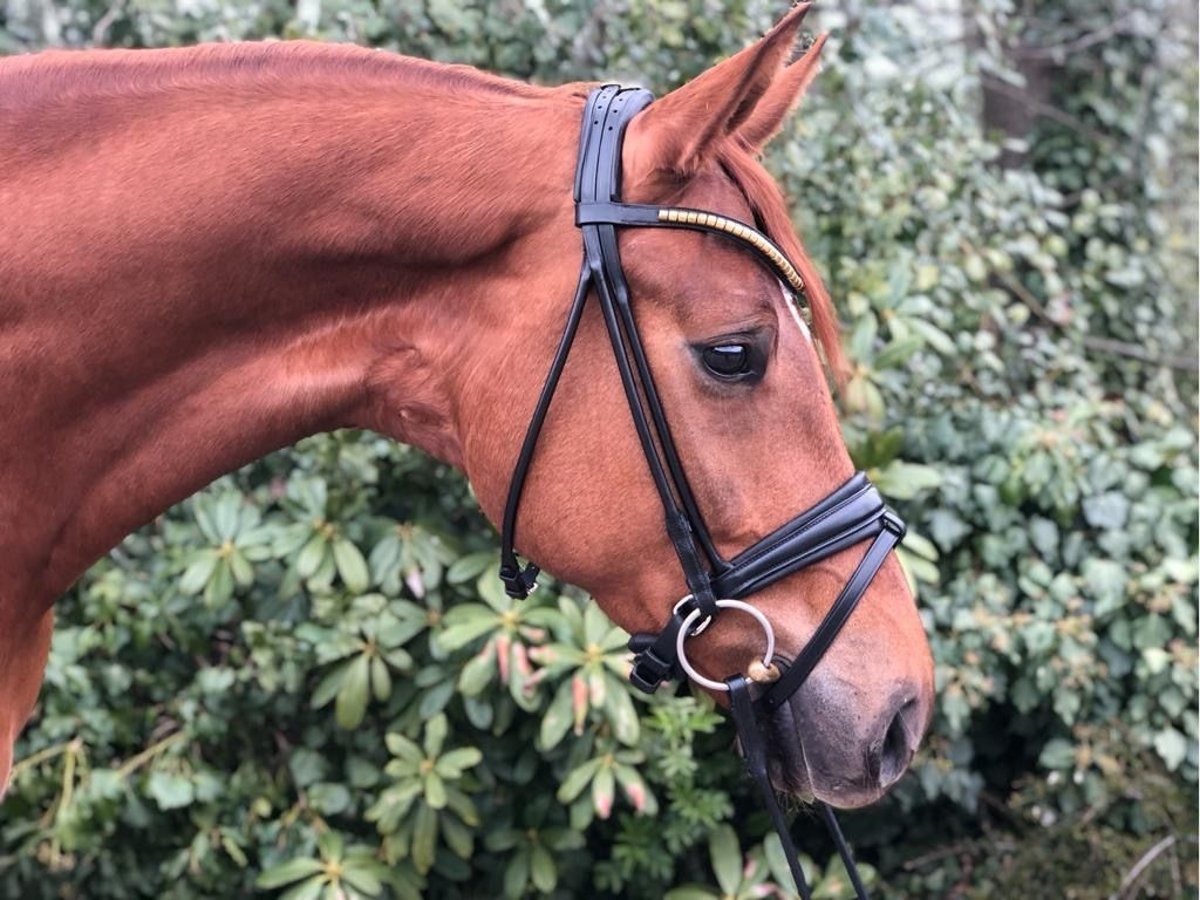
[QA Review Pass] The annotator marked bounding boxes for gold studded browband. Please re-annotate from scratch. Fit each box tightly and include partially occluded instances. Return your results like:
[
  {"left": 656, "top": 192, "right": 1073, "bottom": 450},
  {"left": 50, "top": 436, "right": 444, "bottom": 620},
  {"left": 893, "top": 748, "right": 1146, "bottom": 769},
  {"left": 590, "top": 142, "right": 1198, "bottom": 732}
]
[
  {"left": 574, "top": 201, "right": 809, "bottom": 312},
  {"left": 656, "top": 208, "right": 807, "bottom": 298}
]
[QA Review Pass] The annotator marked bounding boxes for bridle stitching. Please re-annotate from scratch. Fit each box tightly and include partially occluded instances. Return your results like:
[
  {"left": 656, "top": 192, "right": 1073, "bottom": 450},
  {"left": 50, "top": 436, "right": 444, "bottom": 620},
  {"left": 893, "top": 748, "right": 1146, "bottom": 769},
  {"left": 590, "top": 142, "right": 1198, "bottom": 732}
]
[{"left": 723, "top": 484, "right": 875, "bottom": 569}]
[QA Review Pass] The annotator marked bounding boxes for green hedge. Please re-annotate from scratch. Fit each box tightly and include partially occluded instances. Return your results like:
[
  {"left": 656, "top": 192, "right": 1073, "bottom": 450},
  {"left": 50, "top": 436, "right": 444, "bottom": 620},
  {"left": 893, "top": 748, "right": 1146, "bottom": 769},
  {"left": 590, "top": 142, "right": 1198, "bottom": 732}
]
[{"left": 2, "top": 1, "right": 1196, "bottom": 897}]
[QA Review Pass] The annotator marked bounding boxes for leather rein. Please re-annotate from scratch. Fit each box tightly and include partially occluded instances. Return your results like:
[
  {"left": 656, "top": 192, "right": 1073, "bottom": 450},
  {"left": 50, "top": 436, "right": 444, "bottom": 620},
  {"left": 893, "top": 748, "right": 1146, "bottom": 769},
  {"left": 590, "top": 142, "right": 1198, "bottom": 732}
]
[{"left": 498, "top": 84, "right": 907, "bottom": 899}]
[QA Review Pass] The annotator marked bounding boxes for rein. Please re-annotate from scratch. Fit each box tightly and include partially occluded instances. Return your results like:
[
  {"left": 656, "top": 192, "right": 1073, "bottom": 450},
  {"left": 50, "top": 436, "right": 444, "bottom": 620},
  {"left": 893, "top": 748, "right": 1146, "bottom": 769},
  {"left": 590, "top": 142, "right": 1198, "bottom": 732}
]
[{"left": 499, "top": 84, "right": 907, "bottom": 899}]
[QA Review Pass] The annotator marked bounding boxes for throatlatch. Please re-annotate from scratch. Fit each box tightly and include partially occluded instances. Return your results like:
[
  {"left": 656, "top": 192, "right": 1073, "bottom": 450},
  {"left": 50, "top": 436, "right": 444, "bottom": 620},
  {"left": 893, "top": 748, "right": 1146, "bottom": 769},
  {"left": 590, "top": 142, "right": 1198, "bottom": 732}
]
[{"left": 499, "top": 84, "right": 910, "bottom": 900}]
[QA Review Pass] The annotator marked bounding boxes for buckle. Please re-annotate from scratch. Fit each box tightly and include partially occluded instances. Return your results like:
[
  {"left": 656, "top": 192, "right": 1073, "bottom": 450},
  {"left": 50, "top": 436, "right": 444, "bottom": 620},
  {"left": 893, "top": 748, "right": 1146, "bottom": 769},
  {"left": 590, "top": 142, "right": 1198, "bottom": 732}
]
[
  {"left": 881, "top": 508, "right": 907, "bottom": 539},
  {"left": 499, "top": 562, "right": 539, "bottom": 599},
  {"left": 674, "top": 594, "right": 712, "bottom": 637},
  {"left": 629, "top": 646, "right": 675, "bottom": 694}
]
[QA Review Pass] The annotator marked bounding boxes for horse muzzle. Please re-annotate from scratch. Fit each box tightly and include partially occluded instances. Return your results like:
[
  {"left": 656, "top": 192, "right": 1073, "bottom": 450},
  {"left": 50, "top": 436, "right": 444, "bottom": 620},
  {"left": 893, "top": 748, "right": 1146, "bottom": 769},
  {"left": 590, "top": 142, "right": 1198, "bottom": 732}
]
[{"left": 764, "top": 667, "right": 931, "bottom": 808}]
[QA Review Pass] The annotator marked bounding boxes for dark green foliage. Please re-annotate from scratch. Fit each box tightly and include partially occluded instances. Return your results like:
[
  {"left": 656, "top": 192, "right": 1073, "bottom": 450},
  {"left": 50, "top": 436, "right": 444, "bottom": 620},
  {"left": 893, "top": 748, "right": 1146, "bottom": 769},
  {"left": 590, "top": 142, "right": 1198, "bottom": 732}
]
[{"left": 2, "top": 1, "right": 1196, "bottom": 896}]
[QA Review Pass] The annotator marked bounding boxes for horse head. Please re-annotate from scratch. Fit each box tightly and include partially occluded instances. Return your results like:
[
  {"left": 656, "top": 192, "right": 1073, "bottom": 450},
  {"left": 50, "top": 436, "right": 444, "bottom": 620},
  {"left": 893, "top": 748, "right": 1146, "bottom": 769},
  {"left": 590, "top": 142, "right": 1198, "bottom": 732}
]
[{"left": 463, "top": 5, "right": 934, "bottom": 808}]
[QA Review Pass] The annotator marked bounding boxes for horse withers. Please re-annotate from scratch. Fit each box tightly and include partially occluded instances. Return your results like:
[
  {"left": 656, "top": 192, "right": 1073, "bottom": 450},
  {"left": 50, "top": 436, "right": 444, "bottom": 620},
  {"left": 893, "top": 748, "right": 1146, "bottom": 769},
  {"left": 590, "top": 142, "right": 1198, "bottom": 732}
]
[{"left": 0, "top": 4, "right": 933, "bottom": 808}]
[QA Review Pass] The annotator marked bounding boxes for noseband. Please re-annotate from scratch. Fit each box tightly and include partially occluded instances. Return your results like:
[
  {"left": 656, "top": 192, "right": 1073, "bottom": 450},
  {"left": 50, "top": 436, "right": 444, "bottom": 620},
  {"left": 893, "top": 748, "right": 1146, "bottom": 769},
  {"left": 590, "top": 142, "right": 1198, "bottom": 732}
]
[{"left": 499, "top": 85, "right": 907, "bottom": 899}]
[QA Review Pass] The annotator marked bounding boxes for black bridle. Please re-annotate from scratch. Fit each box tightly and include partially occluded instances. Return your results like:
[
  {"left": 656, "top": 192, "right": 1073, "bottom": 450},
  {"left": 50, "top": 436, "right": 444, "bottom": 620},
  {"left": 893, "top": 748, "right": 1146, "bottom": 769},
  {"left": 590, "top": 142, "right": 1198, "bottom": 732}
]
[{"left": 498, "top": 84, "right": 907, "bottom": 899}]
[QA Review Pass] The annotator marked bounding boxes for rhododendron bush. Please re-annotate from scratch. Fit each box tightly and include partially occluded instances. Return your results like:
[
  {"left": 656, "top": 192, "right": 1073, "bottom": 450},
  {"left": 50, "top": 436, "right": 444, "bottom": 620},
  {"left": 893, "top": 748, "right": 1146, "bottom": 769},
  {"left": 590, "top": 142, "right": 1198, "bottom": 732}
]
[{"left": 2, "top": 1, "right": 1195, "bottom": 896}]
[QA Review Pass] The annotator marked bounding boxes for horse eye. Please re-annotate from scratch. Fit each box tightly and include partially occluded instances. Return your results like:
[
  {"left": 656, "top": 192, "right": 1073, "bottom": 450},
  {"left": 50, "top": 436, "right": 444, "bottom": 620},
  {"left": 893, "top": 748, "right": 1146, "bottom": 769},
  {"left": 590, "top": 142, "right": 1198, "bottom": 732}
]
[{"left": 702, "top": 343, "right": 752, "bottom": 378}]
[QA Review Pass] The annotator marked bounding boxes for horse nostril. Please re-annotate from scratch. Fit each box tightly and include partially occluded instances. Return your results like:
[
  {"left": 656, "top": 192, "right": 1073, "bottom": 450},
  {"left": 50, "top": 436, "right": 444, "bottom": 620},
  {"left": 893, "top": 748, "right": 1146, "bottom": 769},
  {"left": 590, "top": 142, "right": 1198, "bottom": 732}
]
[{"left": 876, "top": 695, "right": 919, "bottom": 789}]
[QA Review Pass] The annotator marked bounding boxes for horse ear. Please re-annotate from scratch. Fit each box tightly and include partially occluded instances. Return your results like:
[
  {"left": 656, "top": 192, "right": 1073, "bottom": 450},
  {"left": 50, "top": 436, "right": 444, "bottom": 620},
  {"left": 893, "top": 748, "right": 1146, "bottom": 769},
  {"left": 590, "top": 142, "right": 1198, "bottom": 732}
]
[
  {"left": 736, "top": 33, "right": 828, "bottom": 153},
  {"left": 624, "top": 3, "right": 813, "bottom": 178}
]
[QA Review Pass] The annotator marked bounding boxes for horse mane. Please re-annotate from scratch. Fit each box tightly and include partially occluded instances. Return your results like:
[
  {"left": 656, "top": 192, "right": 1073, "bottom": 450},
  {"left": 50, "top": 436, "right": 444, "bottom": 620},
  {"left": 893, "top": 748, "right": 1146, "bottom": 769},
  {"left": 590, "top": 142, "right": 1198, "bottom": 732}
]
[
  {"left": 717, "top": 145, "right": 845, "bottom": 378},
  {"left": 0, "top": 41, "right": 550, "bottom": 109}
]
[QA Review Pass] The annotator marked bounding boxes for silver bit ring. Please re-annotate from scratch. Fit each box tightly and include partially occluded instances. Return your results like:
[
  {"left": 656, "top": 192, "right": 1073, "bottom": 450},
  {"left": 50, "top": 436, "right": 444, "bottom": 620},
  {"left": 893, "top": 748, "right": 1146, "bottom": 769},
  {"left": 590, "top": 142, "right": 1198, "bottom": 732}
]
[{"left": 675, "top": 599, "right": 776, "bottom": 693}]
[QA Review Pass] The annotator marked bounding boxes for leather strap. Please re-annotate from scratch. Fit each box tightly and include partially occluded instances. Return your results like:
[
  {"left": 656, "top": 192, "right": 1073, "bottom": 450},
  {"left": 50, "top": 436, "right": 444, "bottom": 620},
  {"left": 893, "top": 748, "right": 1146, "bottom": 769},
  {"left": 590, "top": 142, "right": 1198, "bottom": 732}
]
[
  {"left": 729, "top": 675, "right": 870, "bottom": 900},
  {"left": 729, "top": 675, "right": 813, "bottom": 900},
  {"left": 626, "top": 475, "right": 897, "bottom": 694},
  {"left": 498, "top": 264, "right": 591, "bottom": 599},
  {"left": 820, "top": 802, "right": 871, "bottom": 900},
  {"left": 576, "top": 200, "right": 805, "bottom": 300},
  {"left": 758, "top": 510, "right": 905, "bottom": 713},
  {"left": 714, "top": 476, "right": 885, "bottom": 599}
]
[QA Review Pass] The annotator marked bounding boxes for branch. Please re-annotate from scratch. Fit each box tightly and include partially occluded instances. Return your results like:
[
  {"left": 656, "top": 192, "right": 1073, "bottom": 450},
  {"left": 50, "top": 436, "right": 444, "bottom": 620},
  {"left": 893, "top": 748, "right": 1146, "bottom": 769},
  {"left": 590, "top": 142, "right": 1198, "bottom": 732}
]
[
  {"left": 1076, "top": 335, "right": 1196, "bottom": 371},
  {"left": 981, "top": 76, "right": 1115, "bottom": 150},
  {"left": 91, "top": 0, "right": 126, "bottom": 46},
  {"left": 968, "top": 243, "right": 1198, "bottom": 372},
  {"left": 902, "top": 836, "right": 1016, "bottom": 871},
  {"left": 1019, "top": 12, "right": 1139, "bottom": 60},
  {"left": 115, "top": 730, "right": 186, "bottom": 779},
  {"left": 1112, "top": 834, "right": 1177, "bottom": 899}
]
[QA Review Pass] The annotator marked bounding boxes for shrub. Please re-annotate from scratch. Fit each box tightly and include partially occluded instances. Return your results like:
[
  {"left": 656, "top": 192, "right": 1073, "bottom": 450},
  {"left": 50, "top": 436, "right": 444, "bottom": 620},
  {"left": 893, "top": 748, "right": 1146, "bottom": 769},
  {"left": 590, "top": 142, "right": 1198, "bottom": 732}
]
[{"left": 2, "top": 1, "right": 1195, "bottom": 896}]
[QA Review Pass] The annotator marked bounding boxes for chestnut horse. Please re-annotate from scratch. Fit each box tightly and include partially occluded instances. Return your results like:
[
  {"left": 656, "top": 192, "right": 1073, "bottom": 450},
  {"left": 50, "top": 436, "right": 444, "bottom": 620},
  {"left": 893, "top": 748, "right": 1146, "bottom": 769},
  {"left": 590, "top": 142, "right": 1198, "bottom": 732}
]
[{"left": 0, "top": 5, "right": 933, "bottom": 809}]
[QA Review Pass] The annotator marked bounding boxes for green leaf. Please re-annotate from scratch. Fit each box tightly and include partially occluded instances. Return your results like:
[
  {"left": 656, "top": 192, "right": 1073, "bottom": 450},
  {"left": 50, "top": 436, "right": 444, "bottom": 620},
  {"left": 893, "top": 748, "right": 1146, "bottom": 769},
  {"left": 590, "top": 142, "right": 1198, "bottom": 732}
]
[
  {"left": 440, "top": 812, "right": 474, "bottom": 859},
  {"left": 424, "top": 772, "right": 447, "bottom": 809},
  {"left": 1154, "top": 728, "right": 1189, "bottom": 771},
  {"left": 228, "top": 549, "right": 254, "bottom": 587},
  {"left": 220, "top": 832, "right": 248, "bottom": 868},
  {"left": 205, "top": 560, "right": 235, "bottom": 606},
  {"left": 193, "top": 497, "right": 222, "bottom": 545},
  {"left": 385, "top": 733, "right": 423, "bottom": 765},
  {"left": 437, "top": 607, "right": 501, "bottom": 651},
  {"left": 333, "top": 538, "right": 370, "bottom": 593},
  {"left": 179, "top": 552, "right": 218, "bottom": 595},
  {"left": 764, "top": 832, "right": 811, "bottom": 896},
  {"left": 1083, "top": 492, "right": 1130, "bottom": 530},
  {"left": 1039, "top": 738, "right": 1076, "bottom": 771},
  {"left": 412, "top": 803, "right": 438, "bottom": 875},
  {"left": 289, "top": 748, "right": 328, "bottom": 788},
  {"left": 256, "top": 857, "right": 324, "bottom": 889},
  {"left": 307, "top": 783, "right": 351, "bottom": 816},
  {"left": 311, "top": 663, "right": 348, "bottom": 711},
  {"left": 279, "top": 878, "right": 327, "bottom": 900},
  {"left": 340, "top": 864, "right": 384, "bottom": 896},
  {"left": 486, "top": 828, "right": 521, "bottom": 853},
  {"left": 295, "top": 477, "right": 327, "bottom": 517},
  {"left": 458, "top": 643, "right": 497, "bottom": 696},
  {"left": 446, "top": 552, "right": 495, "bottom": 585},
  {"left": 435, "top": 748, "right": 482, "bottom": 779},
  {"left": 912, "top": 319, "right": 955, "bottom": 355},
  {"left": 335, "top": 654, "right": 370, "bottom": 729},
  {"left": 211, "top": 493, "right": 241, "bottom": 541},
  {"left": 368, "top": 534, "right": 403, "bottom": 585},
  {"left": 146, "top": 771, "right": 194, "bottom": 811},
  {"left": 592, "top": 764, "right": 615, "bottom": 819},
  {"left": 539, "top": 679, "right": 575, "bottom": 751},
  {"left": 296, "top": 533, "right": 329, "bottom": 579},
  {"left": 504, "top": 847, "right": 531, "bottom": 900},
  {"left": 875, "top": 461, "right": 942, "bottom": 499},
  {"left": 604, "top": 676, "right": 640, "bottom": 746},
  {"left": 708, "top": 825, "right": 742, "bottom": 896},
  {"left": 557, "top": 758, "right": 602, "bottom": 804},
  {"left": 529, "top": 843, "right": 556, "bottom": 893},
  {"left": 874, "top": 335, "right": 923, "bottom": 369},
  {"left": 442, "top": 786, "right": 479, "bottom": 827},
  {"left": 424, "top": 714, "right": 448, "bottom": 757},
  {"left": 317, "top": 829, "right": 344, "bottom": 861},
  {"left": 370, "top": 655, "right": 392, "bottom": 702}
]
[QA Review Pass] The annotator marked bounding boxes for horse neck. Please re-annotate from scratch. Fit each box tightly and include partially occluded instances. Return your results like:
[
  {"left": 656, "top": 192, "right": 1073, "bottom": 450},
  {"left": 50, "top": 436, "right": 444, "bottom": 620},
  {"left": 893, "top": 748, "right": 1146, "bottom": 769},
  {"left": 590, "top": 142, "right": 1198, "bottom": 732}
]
[{"left": 0, "top": 44, "right": 584, "bottom": 605}]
